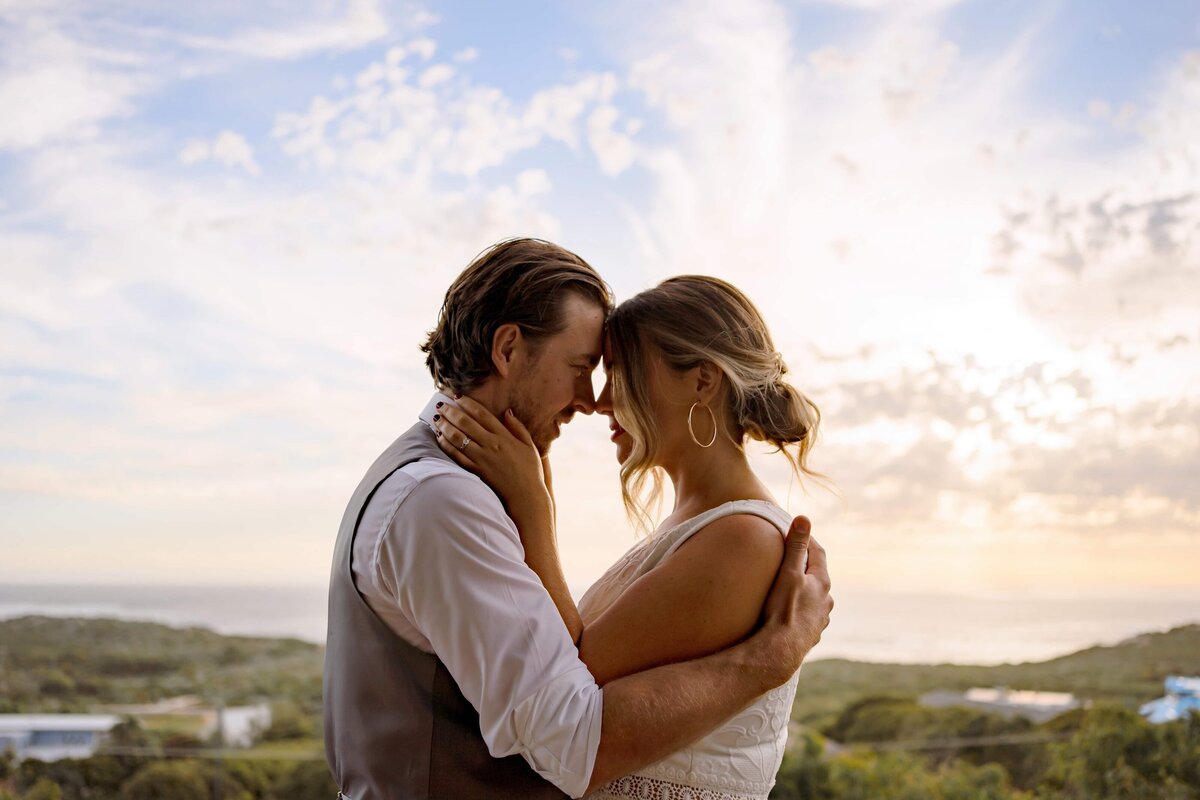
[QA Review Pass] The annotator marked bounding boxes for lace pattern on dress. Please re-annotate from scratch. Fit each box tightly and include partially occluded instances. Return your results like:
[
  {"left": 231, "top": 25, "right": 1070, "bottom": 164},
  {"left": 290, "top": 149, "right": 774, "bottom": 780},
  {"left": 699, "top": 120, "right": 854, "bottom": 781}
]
[{"left": 589, "top": 774, "right": 765, "bottom": 800}]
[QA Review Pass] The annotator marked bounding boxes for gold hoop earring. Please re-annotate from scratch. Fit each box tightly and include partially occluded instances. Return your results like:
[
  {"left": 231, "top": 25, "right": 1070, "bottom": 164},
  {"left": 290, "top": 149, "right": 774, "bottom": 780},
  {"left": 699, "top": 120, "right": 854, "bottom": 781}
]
[{"left": 688, "top": 402, "right": 717, "bottom": 448}]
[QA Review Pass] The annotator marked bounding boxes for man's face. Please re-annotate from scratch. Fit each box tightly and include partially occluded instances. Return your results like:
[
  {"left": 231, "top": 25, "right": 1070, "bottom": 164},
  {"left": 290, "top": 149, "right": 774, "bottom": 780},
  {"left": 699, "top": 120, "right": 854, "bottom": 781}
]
[{"left": 508, "top": 293, "right": 605, "bottom": 455}]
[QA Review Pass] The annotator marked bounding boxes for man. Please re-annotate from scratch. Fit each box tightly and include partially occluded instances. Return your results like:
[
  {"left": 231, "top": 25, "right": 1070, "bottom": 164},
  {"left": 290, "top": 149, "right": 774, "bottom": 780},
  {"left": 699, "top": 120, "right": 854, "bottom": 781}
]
[{"left": 324, "top": 238, "right": 833, "bottom": 799}]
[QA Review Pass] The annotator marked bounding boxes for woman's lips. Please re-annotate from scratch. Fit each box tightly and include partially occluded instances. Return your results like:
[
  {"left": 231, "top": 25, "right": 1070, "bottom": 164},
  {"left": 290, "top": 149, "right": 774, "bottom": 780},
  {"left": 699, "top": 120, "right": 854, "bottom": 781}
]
[{"left": 610, "top": 424, "right": 625, "bottom": 442}]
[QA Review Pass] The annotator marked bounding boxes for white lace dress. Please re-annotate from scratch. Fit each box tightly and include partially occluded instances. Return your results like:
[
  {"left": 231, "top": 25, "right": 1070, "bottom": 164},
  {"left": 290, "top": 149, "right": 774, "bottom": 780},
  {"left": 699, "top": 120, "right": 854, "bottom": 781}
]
[{"left": 580, "top": 500, "right": 800, "bottom": 800}]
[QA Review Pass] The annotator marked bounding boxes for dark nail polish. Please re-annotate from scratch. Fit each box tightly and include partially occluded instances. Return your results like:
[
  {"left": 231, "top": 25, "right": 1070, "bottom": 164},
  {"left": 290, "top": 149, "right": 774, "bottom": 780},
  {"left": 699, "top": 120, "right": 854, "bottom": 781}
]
[
  {"left": 435, "top": 430, "right": 442, "bottom": 438},
  {"left": 436, "top": 402, "right": 443, "bottom": 408},
  {"left": 433, "top": 414, "right": 441, "bottom": 421}
]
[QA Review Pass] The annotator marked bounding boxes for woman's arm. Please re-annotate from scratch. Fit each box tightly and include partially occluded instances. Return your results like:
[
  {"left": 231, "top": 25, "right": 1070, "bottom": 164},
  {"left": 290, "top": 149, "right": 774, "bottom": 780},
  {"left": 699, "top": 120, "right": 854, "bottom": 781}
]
[
  {"left": 432, "top": 398, "right": 581, "bottom": 642},
  {"left": 509, "top": 492, "right": 582, "bottom": 644},
  {"left": 577, "top": 514, "right": 783, "bottom": 684}
]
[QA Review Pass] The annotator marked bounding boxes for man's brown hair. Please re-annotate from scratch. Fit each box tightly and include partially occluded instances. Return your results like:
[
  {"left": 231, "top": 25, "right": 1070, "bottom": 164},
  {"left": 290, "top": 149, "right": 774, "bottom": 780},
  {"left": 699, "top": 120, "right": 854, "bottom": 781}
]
[{"left": 421, "top": 238, "right": 614, "bottom": 394}]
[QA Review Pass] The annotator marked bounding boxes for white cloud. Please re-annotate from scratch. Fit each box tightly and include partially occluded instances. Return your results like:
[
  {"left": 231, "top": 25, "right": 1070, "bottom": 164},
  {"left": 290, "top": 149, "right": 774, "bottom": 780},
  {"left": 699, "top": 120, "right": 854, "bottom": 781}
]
[
  {"left": 516, "top": 168, "right": 552, "bottom": 196},
  {"left": 453, "top": 47, "right": 478, "bottom": 63},
  {"left": 418, "top": 63, "right": 455, "bottom": 88},
  {"left": 410, "top": 10, "right": 440, "bottom": 29},
  {"left": 0, "top": 12, "right": 147, "bottom": 150},
  {"left": 603, "top": 0, "right": 1200, "bottom": 585},
  {"left": 273, "top": 45, "right": 627, "bottom": 178},
  {"left": 409, "top": 37, "right": 437, "bottom": 61},
  {"left": 588, "top": 105, "right": 638, "bottom": 175},
  {"left": 179, "top": 130, "right": 261, "bottom": 176},
  {"left": 179, "top": 0, "right": 389, "bottom": 60}
]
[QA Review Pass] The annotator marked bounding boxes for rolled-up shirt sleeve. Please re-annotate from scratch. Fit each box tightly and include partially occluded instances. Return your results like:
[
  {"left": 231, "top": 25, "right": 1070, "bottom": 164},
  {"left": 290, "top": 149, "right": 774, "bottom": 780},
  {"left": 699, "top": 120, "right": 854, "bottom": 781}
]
[{"left": 378, "top": 466, "right": 602, "bottom": 798}]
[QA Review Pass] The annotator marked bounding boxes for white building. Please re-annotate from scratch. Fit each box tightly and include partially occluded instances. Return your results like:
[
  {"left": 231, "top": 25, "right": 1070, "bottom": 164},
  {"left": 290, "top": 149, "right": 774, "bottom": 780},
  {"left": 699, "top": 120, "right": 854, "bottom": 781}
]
[
  {"left": 0, "top": 715, "right": 121, "bottom": 761},
  {"left": 103, "top": 697, "right": 272, "bottom": 747},
  {"left": 920, "top": 687, "right": 1081, "bottom": 722}
]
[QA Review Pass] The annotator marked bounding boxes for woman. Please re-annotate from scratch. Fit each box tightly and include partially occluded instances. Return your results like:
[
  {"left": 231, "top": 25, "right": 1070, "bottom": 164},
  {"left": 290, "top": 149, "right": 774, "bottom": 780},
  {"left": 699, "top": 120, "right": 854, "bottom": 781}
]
[{"left": 433, "top": 275, "right": 821, "bottom": 800}]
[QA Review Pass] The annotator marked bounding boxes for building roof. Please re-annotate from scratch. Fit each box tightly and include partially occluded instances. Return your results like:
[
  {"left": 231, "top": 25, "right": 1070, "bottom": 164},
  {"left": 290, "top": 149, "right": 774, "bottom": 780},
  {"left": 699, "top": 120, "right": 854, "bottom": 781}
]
[
  {"left": 1165, "top": 676, "right": 1200, "bottom": 697},
  {"left": 1141, "top": 676, "right": 1200, "bottom": 723},
  {"left": 0, "top": 715, "right": 122, "bottom": 733},
  {"left": 962, "top": 688, "right": 1077, "bottom": 708}
]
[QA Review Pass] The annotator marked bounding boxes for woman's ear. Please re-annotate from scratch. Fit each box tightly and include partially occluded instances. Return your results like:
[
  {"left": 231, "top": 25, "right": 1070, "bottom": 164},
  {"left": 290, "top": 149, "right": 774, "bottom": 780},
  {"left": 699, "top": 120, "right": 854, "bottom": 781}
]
[
  {"left": 491, "top": 323, "right": 522, "bottom": 379},
  {"left": 695, "top": 361, "right": 723, "bottom": 404}
]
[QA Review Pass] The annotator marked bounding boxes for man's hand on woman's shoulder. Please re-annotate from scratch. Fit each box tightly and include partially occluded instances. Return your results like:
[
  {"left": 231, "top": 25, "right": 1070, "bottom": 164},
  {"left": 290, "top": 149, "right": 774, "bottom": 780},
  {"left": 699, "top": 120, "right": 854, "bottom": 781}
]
[{"left": 748, "top": 515, "right": 833, "bottom": 688}]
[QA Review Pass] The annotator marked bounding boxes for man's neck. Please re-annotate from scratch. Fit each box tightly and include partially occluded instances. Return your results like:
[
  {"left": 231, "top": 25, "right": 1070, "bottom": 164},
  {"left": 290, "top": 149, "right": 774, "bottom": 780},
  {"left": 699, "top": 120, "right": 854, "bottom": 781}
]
[{"left": 458, "top": 383, "right": 508, "bottom": 421}]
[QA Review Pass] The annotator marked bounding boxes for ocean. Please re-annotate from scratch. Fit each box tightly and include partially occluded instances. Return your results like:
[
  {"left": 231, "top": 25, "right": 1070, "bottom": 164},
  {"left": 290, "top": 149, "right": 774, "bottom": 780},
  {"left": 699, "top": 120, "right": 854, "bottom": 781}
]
[{"left": 1, "top": 583, "right": 1197, "bottom": 666}]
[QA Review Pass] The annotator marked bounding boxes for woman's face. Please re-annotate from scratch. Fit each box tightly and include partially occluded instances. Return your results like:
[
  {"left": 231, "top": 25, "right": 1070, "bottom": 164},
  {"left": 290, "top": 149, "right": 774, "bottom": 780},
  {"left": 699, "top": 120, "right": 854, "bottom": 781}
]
[
  {"left": 596, "top": 341, "right": 697, "bottom": 467},
  {"left": 595, "top": 343, "right": 633, "bottom": 464}
]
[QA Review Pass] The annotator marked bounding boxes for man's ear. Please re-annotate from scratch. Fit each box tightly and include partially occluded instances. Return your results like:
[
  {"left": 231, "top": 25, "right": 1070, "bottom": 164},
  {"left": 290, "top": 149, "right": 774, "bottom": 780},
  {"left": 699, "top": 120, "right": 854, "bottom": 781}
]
[{"left": 491, "top": 323, "right": 523, "bottom": 379}]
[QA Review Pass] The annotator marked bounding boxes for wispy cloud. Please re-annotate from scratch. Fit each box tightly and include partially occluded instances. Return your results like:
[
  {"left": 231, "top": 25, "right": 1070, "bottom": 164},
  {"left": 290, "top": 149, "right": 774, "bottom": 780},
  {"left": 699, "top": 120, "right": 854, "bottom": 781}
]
[
  {"left": 0, "top": 5, "right": 149, "bottom": 150},
  {"left": 180, "top": 130, "right": 261, "bottom": 176},
  {"left": 271, "top": 44, "right": 633, "bottom": 179},
  {"left": 175, "top": 0, "right": 389, "bottom": 61}
]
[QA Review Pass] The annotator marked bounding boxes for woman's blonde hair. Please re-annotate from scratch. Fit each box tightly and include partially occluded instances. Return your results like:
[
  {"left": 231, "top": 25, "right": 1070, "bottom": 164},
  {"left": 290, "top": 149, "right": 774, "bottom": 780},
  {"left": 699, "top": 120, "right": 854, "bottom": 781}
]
[{"left": 606, "top": 276, "right": 821, "bottom": 531}]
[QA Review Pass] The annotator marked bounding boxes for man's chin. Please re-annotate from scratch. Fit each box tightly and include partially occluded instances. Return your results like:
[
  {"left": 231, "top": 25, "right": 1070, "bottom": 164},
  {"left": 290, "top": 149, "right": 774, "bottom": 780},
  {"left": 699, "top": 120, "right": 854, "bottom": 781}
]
[
  {"left": 533, "top": 421, "right": 563, "bottom": 456},
  {"left": 533, "top": 433, "right": 554, "bottom": 457}
]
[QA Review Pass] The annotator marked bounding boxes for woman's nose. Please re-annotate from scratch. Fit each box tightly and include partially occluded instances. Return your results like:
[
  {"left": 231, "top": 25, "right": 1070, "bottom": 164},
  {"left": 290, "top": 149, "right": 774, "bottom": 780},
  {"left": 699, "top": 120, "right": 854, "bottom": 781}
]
[{"left": 595, "top": 377, "right": 613, "bottom": 414}]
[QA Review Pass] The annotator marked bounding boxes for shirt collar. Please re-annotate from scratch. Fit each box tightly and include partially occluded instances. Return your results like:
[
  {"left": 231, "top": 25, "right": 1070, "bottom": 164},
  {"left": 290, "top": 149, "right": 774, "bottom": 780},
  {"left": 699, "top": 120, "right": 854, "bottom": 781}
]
[{"left": 418, "top": 391, "right": 456, "bottom": 432}]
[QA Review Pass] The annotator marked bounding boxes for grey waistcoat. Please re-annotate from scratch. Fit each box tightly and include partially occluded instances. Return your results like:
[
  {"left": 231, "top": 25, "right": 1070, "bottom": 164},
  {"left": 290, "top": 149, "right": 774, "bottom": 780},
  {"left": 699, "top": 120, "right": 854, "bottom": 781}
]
[{"left": 323, "top": 421, "right": 569, "bottom": 800}]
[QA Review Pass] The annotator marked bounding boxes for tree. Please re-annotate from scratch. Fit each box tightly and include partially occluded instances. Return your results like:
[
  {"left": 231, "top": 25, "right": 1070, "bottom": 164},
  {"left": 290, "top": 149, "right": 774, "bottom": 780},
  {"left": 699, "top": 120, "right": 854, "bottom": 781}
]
[
  {"left": 1038, "top": 704, "right": 1174, "bottom": 799},
  {"left": 270, "top": 760, "right": 338, "bottom": 800},
  {"left": 120, "top": 761, "right": 209, "bottom": 800},
  {"left": 771, "top": 732, "right": 832, "bottom": 799},
  {"left": 222, "top": 759, "right": 277, "bottom": 799},
  {"left": 1153, "top": 710, "right": 1200, "bottom": 791},
  {"left": 21, "top": 779, "right": 62, "bottom": 800},
  {"left": 256, "top": 703, "right": 312, "bottom": 742}
]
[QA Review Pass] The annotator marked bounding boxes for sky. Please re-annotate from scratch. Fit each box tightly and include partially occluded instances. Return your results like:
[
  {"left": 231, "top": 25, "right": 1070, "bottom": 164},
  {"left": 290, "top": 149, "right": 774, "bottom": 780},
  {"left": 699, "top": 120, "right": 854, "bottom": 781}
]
[{"left": 1, "top": 0, "right": 1198, "bottom": 606}]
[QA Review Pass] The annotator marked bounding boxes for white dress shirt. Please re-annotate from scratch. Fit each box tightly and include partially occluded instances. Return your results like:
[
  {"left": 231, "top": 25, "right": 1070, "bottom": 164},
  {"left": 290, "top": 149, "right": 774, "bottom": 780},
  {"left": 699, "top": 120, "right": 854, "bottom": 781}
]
[{"left": 352, "top": 393, "right": 602, "bottom": 798}]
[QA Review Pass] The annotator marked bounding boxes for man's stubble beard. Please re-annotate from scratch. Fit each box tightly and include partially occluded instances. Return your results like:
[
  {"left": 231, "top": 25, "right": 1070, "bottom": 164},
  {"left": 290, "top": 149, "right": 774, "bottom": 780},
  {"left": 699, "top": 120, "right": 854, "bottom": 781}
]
[{"left": 507, "top": 387, "right": 555, "bottom": 457}]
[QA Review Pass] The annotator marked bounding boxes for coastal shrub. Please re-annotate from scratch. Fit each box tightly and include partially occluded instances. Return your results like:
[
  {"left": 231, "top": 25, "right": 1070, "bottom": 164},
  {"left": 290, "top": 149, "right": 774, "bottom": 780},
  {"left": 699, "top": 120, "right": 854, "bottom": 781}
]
[
  {"left": 21, "top": 779, "right": 62, "bottom": 800},
  {"left": 269, "top": 760, "right": 338, "bottom": 800},
  {"left": 120, "top": 760, "right": 251, "bottom": 800},
  {"left": 257, "top": 702, "right": 312, "bottom": 742}
]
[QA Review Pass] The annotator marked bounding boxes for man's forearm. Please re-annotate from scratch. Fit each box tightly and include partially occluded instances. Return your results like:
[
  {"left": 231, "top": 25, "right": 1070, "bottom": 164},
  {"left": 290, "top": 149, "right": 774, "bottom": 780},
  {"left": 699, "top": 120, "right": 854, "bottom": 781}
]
[{"left": 586, "top": 635, "right": 783, "bottom": 794}]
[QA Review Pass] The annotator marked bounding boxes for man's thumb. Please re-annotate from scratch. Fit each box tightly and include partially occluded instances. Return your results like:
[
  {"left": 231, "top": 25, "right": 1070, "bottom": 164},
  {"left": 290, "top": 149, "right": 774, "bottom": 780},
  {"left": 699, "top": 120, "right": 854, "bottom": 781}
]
[{"left": 784, "top": 516, "right": 812, "bottom": 566}]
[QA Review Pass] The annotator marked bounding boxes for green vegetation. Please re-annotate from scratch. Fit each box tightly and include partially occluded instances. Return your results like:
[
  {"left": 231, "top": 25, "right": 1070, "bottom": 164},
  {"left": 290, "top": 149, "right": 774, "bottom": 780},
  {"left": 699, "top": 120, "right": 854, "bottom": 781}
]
[
  {"left": 1, "top": 617, "right": 1198, "bottom": 799},
  {"left": 769, "top": 623, "right": 1200, "bottom": 799},
  {"left": 0, "top": 617, "right": 322, "bottom": 714},
  {"left": 773, "top": 704, "right": 1200, "bottom": 799},
  {"left": 0, "top": 617, "right": 328, "bottom": 800},
  {"left": 7, "top": 754, "right": 337, "bottom": 800},
  {"left": 792, "top": 623, "right": 1200, "bottom": 726}
]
